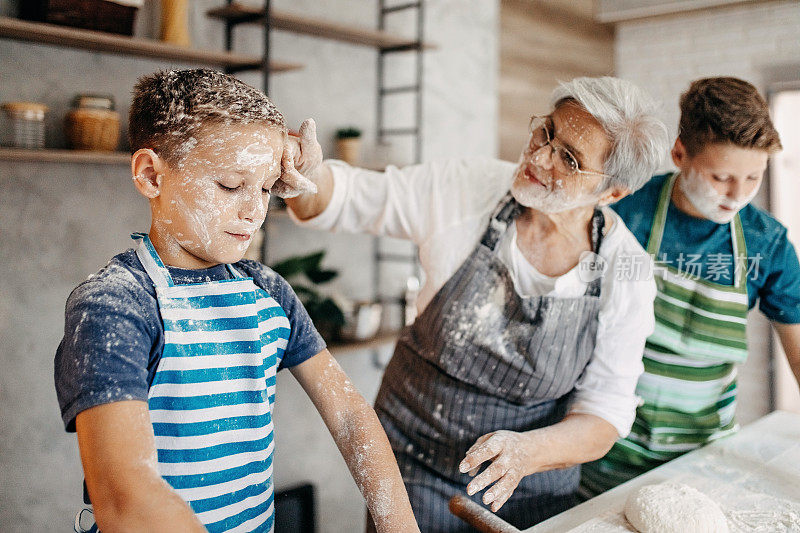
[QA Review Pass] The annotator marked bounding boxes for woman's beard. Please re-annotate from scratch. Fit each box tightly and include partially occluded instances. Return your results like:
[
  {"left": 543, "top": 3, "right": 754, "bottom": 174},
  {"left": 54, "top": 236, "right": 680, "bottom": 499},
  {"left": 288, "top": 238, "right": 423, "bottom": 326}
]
[{"left": 510, "top": 168, "right": 598, "bottom": 213}]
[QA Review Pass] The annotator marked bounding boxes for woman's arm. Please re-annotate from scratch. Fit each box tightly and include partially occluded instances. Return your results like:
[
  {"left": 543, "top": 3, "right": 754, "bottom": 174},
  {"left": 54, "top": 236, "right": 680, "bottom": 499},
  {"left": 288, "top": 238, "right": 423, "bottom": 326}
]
[
  {"left": 774, "top": 321, "right": 800, "bottom": 386},
  {"left": 459, "top": 413, "right": 618, "bottom": 512},
  {"left": 76, "top": 400, "right": 206, "bottom": 532},
  {"left": 280, "top": 120, "right": 495, "bottom": 243},
  {"left": 283, "top": 162, "right": 335, "bottom": 221},
  {"left": 290, "top": 350, "right": 420, "bottom": 533},
  {"left": 280, "top": 119, "right": 334, "bottom": 220}
]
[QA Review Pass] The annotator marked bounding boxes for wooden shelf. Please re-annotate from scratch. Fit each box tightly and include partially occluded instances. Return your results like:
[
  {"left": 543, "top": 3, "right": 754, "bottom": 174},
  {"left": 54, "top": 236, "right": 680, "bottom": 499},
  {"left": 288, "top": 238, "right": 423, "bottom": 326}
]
[
  {"left": 327, "top": 330, "right": 400, "bottom": 356},
  {"left": 0, "top": 148, "right": 399, "bottom": 170},
  {"left": 0, "top": 147, "right": 131, "bottom": 165},
  {"left": 0, "top": 16, "right": 302, "bottom": 72},
  {"left": 208, "top": 4, "right": 432, "bottom": 51}
]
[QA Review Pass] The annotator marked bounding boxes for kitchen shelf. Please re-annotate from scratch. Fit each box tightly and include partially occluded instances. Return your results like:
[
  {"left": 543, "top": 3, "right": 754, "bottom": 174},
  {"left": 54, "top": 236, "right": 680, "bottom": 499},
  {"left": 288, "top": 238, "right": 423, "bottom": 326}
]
[
  {"left": 327, "top": 330, "right": 400, "bottom": 356},
  {"left": 0, "top": 16, "right": 302, "bottom": 72},
  {"left": 0, "top": 147, "right": 130, "bottom": 165},
  {"left": 0, "top": 148, "right": 397, "bottom": 169},
  {"left": 208, "top": 4, "right": 432, "bottom": 51}
]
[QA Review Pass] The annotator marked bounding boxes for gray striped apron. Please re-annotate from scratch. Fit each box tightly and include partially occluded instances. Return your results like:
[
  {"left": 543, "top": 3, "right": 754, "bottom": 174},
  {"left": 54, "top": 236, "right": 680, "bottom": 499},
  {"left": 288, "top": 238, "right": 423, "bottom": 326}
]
[{"left": 374, "top": 194, "right": 605, "bottom": 532}]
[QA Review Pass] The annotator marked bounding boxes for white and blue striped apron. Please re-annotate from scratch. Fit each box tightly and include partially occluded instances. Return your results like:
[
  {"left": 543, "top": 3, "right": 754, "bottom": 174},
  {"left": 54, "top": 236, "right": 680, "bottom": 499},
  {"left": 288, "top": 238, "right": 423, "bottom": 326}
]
[
  {"left": 372, "top": 195, "right": 605, "bottom": 532},
  {"left": 76, "top": 233, "right": 290, "bottom": 533}
]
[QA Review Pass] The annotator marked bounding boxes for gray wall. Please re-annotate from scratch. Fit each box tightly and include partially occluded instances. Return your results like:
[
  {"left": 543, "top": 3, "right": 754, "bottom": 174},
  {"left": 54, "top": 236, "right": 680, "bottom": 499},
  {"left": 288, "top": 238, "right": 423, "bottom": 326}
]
[{"left": 0, "top": 1, "right": 498, "bottom": 531}]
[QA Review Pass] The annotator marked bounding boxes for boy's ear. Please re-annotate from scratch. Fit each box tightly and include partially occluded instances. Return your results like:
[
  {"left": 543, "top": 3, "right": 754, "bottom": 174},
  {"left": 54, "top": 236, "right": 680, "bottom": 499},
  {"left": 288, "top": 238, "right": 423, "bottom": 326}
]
[
  {"left": 131, "top": 149, "right": 167, "bottom": 199},
  {"left": 671, "top": 138, "right": 688, "bottom": 168}
]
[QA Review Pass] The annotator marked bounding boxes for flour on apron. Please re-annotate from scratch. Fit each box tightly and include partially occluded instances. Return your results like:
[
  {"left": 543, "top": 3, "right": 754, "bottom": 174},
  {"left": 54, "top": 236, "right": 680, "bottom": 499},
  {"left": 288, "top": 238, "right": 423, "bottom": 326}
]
[
  {"left": 581, "top": 173, "right": 749, "bottom": 498},
  {"left": 374, "top": 194, "right": 606, "bottom": 531},
  {"left": 75, "top": 233, "right": 290, "bottom": 533}
]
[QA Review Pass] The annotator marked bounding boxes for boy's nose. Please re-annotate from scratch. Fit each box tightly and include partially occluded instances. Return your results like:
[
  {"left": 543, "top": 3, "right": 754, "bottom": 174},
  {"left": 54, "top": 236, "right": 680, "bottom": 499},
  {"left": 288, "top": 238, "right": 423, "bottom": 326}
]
[
  {"left": 239, "top": 190, "right": 267, "bottom": 221},
  {"left": 727, "top": 180, "right": 745, "bottom": 202}
]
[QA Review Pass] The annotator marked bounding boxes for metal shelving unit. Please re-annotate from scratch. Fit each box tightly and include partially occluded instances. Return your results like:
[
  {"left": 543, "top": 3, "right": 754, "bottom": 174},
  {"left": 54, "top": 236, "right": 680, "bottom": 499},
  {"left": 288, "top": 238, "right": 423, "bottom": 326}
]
[
  {"left": 373, "top": 1, "right": 425, "bottom": 332},
  {"left": 212, "top": 1, "right": 428, "bottom": 345}
]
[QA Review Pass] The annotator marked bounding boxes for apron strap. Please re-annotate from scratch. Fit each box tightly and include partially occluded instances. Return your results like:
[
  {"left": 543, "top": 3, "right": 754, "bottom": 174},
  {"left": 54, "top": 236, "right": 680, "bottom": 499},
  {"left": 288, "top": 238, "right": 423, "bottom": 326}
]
[
  {"left": 646, "top": 173, "right": 748, "bottom": 291},
  {"left": 131, "top": 233, "right": 174, "bottom": 288},
  {"left": 481, "top": 194, "right": 606, "bottom": 295},
  {"left": 226, "top": 264, "right": 246, "bottom": 278},
  {"left": 480, "top": 193, "right": 522, "bottom": 250},
  {"left": 585, "top": 208, "right": 606, "bottom": 297},
  {"left": 731, "top": 213, "right": 748, "bottom": 290},
  {"left": 591, "top": 207, "right": 605, "bottom": 255},
  {"left": 645, "top": 172, "right": 677, "bottom": 256}
]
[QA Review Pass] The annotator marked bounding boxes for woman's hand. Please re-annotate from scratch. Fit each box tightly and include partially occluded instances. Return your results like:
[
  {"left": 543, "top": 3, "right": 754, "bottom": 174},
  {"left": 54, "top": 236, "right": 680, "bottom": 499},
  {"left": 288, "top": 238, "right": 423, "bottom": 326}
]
[
  {"left": 271, "top": 118, "right": 323, "bottom": 198},
  {"left": 459, "top": 430, "right": 540, "bottom": 512},
  {"left": 458, "top": 415, "right": 618, "bottom": 512}
]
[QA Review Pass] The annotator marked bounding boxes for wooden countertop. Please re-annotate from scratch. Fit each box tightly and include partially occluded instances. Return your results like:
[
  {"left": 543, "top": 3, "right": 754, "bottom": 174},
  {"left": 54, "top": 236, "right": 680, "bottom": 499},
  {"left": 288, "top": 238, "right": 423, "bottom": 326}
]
[{"left": 528, "top": 410, "right": 800, "bottom": 532}]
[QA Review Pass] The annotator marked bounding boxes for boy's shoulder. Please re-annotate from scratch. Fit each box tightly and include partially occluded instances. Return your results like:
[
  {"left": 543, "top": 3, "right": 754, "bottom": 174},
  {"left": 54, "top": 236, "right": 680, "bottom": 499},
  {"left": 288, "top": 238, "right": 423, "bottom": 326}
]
[
  {"left": 234, "top": 259, "right": 286, "bottom": 292},
  {"left": 69, "top": 252, "right": 301, "bottom": 320},
  {"left": 69, "top": 249, "right": 154, "bottom": 306},
  {"left": 738, "top": 202, "right": 791, "bottom": 251},
  {"left": 617, "top": 173, "right": 671, "bottom": 209},
  {"left": 609, "top": 173, "right": 672, "bottom": 242},
  {"left": 232, "top": 259, "right": 305, "bottom": 315}
]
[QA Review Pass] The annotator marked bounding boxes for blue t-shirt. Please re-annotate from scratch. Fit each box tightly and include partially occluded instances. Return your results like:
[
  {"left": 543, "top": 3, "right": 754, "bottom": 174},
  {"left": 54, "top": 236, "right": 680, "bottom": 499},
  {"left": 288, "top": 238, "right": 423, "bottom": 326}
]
[
  {"left": 612, "top": 173, "right": 800, "bottom": 324},
  {"left": 55, "top": 249, "right": 326, "bottom": 432}
]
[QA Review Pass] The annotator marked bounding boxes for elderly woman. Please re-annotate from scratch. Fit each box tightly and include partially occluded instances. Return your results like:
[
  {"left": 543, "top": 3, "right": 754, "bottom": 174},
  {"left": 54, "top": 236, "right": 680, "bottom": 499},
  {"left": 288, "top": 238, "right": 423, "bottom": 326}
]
[{"left": 278, "top": 77, "right": 668, "bottom": 530}]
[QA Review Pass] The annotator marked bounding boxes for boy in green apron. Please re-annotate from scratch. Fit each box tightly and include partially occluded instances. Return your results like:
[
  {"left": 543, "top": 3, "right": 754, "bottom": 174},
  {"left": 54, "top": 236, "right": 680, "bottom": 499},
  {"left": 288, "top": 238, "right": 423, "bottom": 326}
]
[
  {"left": 55, "top": 69, "right": 419, "bottom": 533},
  {"left": 581, "top": 76, "right": 800, "bottom": 496}
]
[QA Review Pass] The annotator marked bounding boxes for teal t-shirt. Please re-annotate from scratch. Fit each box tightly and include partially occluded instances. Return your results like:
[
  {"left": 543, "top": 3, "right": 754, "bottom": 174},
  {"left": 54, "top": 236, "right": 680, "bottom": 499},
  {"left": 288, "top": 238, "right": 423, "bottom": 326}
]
[{"left": 612, "top": 173, "right": 800, "bottom": 324}]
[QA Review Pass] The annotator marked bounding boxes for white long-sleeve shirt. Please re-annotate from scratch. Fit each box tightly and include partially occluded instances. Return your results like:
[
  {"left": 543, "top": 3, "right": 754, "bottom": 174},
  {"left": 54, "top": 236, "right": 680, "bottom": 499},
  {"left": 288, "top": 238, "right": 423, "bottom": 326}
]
[{"left": 291, "top": 158, "right": 655, "bottom": 437}]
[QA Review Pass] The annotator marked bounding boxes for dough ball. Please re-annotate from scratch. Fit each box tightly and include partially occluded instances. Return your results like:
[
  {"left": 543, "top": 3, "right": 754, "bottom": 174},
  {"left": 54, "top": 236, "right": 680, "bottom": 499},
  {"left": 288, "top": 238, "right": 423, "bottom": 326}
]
[{"left": 624, "top": 483, "right": 728, "bottom": 533}]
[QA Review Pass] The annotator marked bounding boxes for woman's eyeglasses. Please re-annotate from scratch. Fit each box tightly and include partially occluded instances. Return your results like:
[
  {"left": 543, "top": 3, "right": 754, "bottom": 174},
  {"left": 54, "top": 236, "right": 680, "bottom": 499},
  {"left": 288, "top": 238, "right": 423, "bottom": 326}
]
[{"left": 527, "top": 116, "right": 612, "bottom": 180}]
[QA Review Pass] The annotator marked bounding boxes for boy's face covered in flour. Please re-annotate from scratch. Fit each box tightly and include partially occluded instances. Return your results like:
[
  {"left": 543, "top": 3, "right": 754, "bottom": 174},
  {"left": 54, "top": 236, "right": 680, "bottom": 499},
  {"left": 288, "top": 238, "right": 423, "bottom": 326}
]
[
  {"left": 151, "top": 123, "right": 283, "bottom": 267},
  {"left": 674, "top": 141, "right": 768, "bottom": 223}
]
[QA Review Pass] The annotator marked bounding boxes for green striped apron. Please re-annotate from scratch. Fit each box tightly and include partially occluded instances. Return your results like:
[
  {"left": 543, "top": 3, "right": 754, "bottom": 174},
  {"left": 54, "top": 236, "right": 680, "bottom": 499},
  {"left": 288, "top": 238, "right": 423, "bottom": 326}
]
[{"left": 580, "top": 172, "right": 749, "bottom": 496}]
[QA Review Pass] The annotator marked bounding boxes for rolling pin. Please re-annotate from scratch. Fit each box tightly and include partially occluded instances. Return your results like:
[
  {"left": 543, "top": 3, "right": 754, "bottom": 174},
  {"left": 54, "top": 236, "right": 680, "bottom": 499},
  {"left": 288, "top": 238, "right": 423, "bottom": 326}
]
[{"left": 449, "top": 494, "right": 523, "bottom": 533}]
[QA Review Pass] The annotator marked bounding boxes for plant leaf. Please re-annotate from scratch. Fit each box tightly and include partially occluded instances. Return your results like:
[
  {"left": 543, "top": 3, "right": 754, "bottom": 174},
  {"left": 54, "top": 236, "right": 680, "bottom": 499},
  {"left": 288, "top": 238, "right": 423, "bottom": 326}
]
[
  {"left": 306, "top": 269, "right": 338, "bottom": 284},
  {"left": 316, "top": 298, "right": 346, "bottom": 326},
  {"left": 271, "top": 251, "right": 326, "bottom": 278}
]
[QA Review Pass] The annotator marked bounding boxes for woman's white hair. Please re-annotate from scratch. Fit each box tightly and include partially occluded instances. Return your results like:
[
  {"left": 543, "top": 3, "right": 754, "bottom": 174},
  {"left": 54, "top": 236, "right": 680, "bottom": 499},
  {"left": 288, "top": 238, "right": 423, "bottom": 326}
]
[{"left": 551, "top": 76, "right": 669, "bottom": 193}]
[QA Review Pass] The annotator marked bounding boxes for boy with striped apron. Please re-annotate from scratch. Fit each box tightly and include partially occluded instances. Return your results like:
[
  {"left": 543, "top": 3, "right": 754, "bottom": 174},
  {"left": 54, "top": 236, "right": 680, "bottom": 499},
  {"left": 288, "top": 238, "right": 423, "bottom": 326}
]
[
  {"left": 581, "top": 77, "right": 800, "bottom": 496},
  {"left": 580, "top": 175, "right": 748, "bottom": 494},
  {"left": 59, "top": 69, "right": 421, "bottom": 533},
  {"left": 75, "top": 233, "right": 290, "bottom": 532},
  {"left": 374, "top": 195, "right": 606, "bottom": 531}
]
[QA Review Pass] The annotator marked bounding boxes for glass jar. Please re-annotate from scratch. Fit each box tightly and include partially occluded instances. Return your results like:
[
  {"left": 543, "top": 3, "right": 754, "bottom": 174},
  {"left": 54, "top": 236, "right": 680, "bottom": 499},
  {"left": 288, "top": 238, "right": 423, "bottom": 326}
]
[{"left": 1, "top": 101, "right": 48, "bottom": 149}]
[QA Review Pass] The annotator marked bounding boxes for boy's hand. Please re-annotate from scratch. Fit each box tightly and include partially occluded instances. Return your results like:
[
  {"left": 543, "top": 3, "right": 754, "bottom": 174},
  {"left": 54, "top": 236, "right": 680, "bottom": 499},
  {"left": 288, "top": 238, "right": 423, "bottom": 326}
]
[{"left": 271, "top": 118, "right": 322, "bottom": 198}]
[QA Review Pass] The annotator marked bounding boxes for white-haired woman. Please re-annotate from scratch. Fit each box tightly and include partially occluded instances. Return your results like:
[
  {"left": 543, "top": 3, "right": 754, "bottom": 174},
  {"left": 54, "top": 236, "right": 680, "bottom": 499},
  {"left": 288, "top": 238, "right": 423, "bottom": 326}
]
[{"left": 278, "top": 77, "right": 669, "bottom": 530}]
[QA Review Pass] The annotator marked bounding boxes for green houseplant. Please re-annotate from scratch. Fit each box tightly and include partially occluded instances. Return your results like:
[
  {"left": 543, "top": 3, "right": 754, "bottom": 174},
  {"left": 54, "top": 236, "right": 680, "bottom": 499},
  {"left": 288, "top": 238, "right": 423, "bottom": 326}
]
[{"left": 271, "top": 250, "right": 345, "bottom": 340}]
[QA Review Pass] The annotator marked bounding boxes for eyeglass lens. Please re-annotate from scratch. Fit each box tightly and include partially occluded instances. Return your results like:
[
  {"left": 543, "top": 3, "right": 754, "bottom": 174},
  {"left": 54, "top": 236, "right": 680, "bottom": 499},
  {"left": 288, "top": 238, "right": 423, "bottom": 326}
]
[{"left": 529, "top": 117, "right": 580, "bottom": 176}]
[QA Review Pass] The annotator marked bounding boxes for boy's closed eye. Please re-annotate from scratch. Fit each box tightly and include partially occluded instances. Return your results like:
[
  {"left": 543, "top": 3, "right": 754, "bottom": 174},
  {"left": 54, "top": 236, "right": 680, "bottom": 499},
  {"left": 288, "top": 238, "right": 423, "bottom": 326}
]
[
  {"left": 216, "top": 175, "right": 279, "bottom": 194},
  {"left": 216, "top": 181, "right": 241, "bottom": 192}
]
